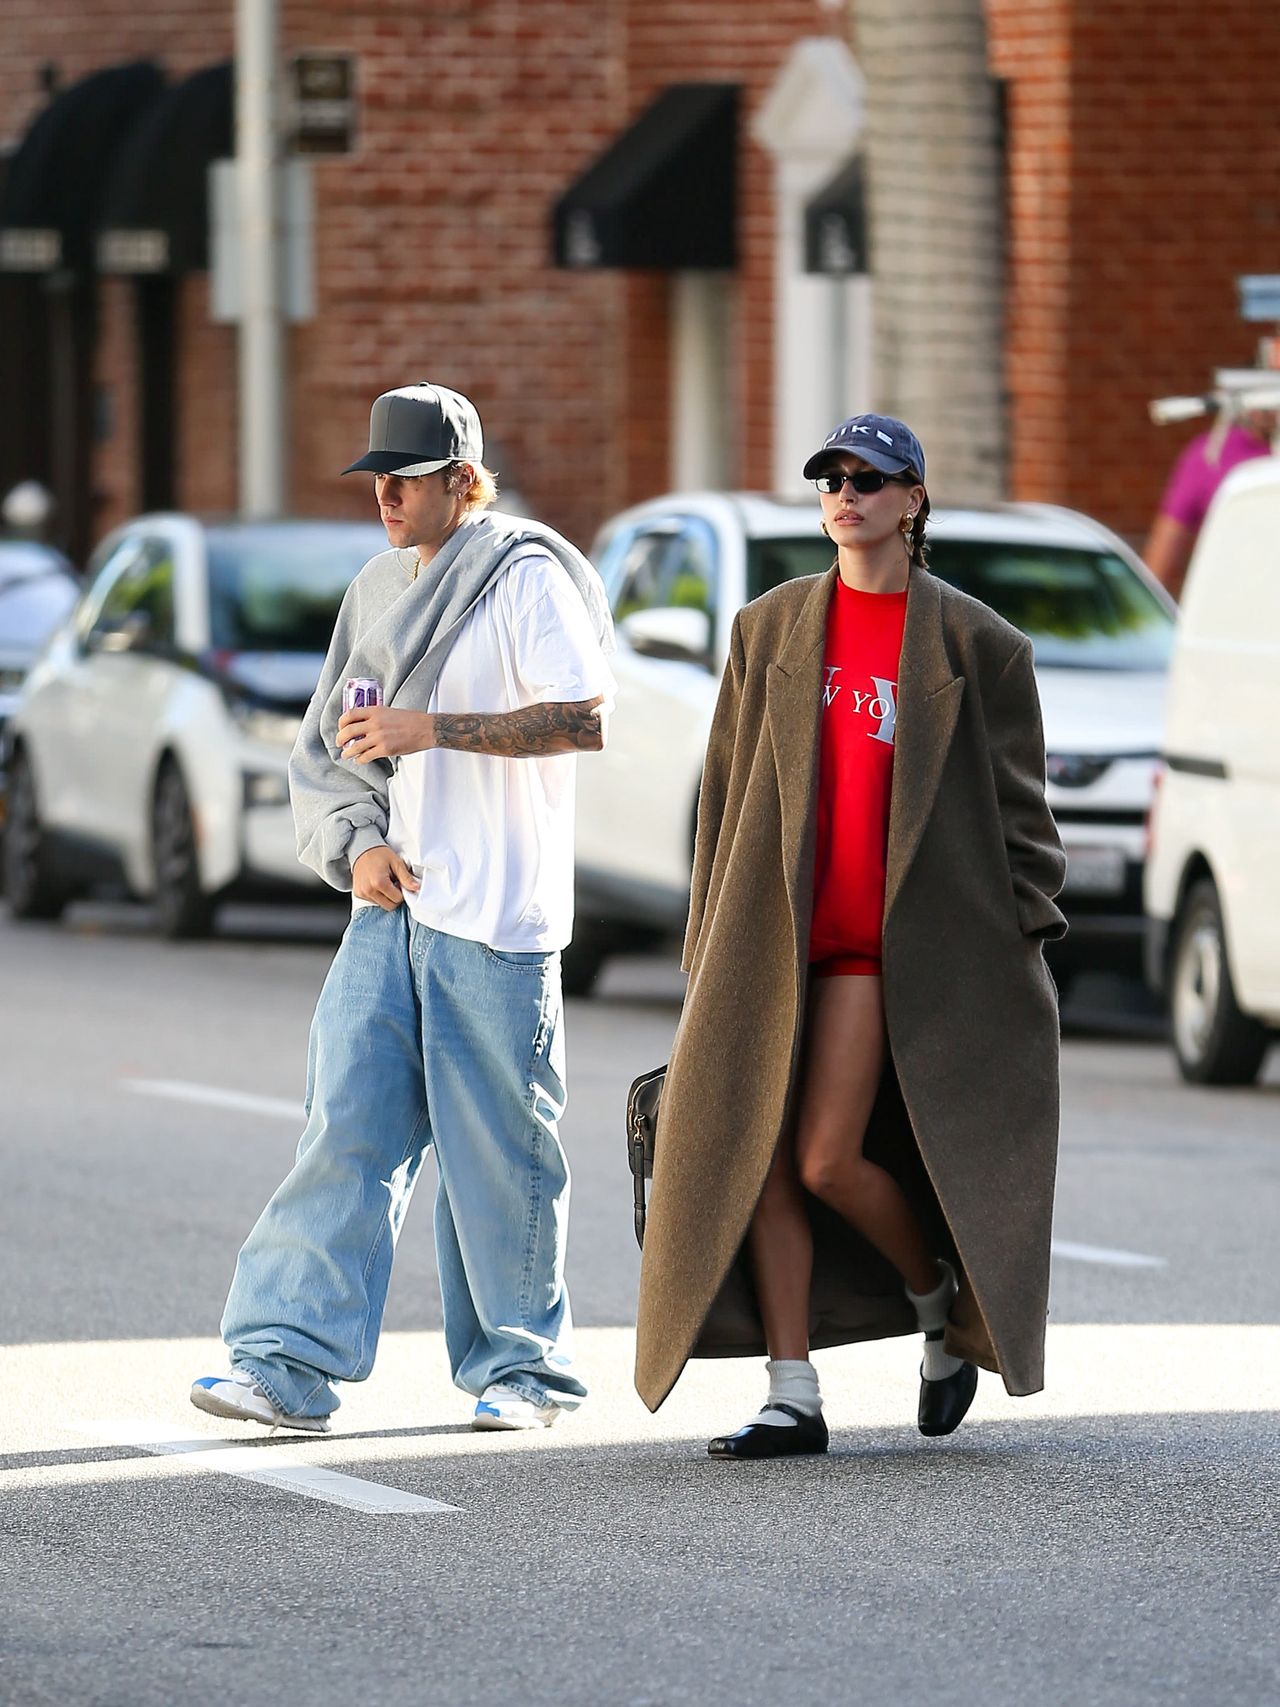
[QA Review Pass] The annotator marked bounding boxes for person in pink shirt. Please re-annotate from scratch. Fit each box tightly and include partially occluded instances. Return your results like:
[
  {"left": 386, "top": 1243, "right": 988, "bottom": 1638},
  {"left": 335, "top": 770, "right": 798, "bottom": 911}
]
[{"left": 1144, "top": 413, "right": 1273, "bottom": 599}]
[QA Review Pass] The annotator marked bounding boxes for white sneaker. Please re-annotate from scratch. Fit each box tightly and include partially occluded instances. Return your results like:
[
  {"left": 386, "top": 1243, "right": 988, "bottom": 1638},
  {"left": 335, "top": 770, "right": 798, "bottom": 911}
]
[
  {"left": 190, "top": 1368, "right": 331, "bottom": 1434},
  {"left": 471, "top": 1383, "right": 562, "bottom": 1432}
]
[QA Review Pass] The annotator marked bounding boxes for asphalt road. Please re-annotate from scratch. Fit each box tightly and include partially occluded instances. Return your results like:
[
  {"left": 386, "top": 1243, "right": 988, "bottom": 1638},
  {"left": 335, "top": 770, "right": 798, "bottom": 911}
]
[{"left": 2, "top": 900, "right": 1277, "bottom": 1707}]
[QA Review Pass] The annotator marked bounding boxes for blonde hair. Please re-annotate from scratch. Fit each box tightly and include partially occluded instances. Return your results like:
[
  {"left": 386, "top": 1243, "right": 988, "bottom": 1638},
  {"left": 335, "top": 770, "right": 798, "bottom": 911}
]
[{"left": 451, "top": 461, "right": 498, "bottom": 513}]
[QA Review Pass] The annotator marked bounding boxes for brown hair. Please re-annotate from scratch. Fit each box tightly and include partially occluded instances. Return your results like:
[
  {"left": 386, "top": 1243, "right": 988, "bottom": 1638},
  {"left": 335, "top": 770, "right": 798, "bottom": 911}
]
[{"left": 907, "top": 489, "right": 931, "bottom": 569}]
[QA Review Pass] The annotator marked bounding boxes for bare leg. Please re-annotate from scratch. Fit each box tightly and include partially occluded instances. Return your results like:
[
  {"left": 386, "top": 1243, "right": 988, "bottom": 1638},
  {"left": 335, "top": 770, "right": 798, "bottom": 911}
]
[
  {"left": 747, "top": 1136, "right": 813, "bottom": 1362},
  {"left": 793, "top": 975, "right": 938, "bottom": 1296},
  {"left": 714, "top": 1128, "right": 829, "bottom": 1457}
]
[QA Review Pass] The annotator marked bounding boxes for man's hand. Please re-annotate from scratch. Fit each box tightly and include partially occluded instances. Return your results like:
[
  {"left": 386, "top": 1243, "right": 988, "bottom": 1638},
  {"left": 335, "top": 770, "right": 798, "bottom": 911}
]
[
  {"left": 352, "top": 845, "right": 420, "bottom": 909},
  {"left": 338, "top": 705, "right": 433, "bottom": 763}
]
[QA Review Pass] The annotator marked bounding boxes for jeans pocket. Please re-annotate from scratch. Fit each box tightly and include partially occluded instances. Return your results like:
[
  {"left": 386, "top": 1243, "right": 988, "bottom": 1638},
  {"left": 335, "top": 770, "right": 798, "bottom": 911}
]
[{"left": 482, "top": 944, "right": 552, "bottom": 972}]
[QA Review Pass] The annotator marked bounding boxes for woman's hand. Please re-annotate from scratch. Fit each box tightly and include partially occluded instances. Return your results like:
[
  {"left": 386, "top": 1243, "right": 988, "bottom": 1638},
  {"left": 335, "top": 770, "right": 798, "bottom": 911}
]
[{"left": 337, "top": 706, "right": 433, "bottom": 763}]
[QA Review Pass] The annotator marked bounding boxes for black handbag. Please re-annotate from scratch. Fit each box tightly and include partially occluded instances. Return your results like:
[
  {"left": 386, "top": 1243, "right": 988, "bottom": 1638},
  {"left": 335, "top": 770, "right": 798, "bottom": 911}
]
[{"left": 626, "top": 1063, "right": 666, "bottom": 1247}]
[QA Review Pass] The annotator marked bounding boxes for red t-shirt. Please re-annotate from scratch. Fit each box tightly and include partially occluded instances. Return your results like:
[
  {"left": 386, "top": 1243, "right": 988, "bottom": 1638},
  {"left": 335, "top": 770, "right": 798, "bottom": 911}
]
[{"left": 808, "top": 579, "right": 908, "bottom": 967}]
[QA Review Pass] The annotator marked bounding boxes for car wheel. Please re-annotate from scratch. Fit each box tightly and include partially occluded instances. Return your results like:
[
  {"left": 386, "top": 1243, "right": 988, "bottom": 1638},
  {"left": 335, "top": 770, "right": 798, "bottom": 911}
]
[
  {"left": 152, "top": 761, "right": 217, "bottom": 940},
  {"left": 3, "top": 750, "right": 71, "bottom": 920},
  {"left": 1169, "top": 878, "right": 1269, "bottom": 1086}
]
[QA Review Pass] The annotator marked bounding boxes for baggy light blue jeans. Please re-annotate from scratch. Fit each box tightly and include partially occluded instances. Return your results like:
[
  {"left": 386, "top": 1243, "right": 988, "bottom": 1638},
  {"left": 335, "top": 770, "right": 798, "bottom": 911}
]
[{"left": 220, "top": 903, "right": 585, "bottom": 1420}]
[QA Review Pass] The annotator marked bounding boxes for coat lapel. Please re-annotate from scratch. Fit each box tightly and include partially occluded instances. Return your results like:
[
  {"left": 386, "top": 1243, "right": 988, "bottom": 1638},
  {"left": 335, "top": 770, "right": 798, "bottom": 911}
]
[
  {"left": 765, "top": 570, "right": 835, "bottom": 962},
  {"left": 884, "top": 569, "right": 964, "bottom": 921}
]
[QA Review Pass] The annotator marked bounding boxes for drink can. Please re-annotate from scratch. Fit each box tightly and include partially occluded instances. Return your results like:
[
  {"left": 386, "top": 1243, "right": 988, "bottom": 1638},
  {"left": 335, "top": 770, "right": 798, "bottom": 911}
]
[{"left": 343, "top": 677, "right": 383, "bottom": 713}]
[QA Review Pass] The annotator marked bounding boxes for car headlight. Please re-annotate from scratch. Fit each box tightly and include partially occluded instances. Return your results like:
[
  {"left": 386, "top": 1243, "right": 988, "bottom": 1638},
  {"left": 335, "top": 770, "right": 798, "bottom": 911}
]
[
  {"left": 230, "top": 702, "right": 304, "bottom": 746},
  {"left": 1046, "top": 753, "right": 1112, "bottom": 788}
]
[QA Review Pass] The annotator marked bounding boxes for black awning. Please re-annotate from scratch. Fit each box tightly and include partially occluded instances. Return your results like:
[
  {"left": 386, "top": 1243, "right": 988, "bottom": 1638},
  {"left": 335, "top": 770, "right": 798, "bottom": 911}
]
[
  {"left": 553, "top": 84, "right": 737, "bottom": 270},
  {"left": 804, "top": 156, "right": 866, "bottom": 276},
  {"left": 98, "top": 64, "right": 234, "bottom": 274},
  {"left": 0, "top": 62, "right": 165, "bottom": 273}
]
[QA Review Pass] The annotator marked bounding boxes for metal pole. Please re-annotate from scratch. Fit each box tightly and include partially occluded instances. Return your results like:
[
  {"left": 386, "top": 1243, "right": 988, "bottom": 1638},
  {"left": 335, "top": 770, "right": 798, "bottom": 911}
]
[{"left": 235, "top": 0, "right": 285, "bottom": 516}]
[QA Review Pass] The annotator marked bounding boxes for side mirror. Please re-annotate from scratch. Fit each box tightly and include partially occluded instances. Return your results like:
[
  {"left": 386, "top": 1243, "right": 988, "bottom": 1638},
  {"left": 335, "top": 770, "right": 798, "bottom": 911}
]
[
  {"left": 86, "top": 609, "right": 153, "bottom": 655},
  {"left": 619, "top": 606, "right": 714, "bottom": 668}
]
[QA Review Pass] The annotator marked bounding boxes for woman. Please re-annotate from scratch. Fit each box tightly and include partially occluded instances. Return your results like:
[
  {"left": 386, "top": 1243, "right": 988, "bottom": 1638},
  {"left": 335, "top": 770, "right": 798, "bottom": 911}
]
[{"left": 634, "top": 413, "right": 1067, "bottom": 1458}]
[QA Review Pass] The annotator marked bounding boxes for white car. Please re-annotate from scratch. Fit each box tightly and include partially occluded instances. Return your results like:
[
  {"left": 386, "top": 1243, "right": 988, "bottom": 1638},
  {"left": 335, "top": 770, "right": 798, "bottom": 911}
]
[
  {"left": 3, "top": 514, "right": 384, "bottom": 936},
  {"left": 571, "top": 493, "right": 1177, "bottom": 995},
  {"left": 1145, "top": 456, "right": 1280, "bottom": 1085}
]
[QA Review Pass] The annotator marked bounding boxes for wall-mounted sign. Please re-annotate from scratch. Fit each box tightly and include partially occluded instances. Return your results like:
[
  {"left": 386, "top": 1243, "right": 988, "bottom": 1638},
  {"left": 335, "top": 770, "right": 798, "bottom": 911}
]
[
  {"left": 289, "top": 53, "right": 356, "bottom": 155},
  {"left": 209, "top": 158, "right": 315, "bottom": 323},
  {"left": 0, "top": 228, "right": 61, "bottom": 271},
  {"left": 1239, "top": 275, "right": 1280, "bottom": 323},
  {"left": 97, "top": 230, "right": 170, "bottom": 273},
  {"left": 803, "top": 157, "right": 866, "bottom": 278}
]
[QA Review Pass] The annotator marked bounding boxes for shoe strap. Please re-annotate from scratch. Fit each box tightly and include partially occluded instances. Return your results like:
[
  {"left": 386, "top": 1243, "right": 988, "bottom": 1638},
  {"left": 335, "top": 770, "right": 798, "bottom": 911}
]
[{"left": 765, "top": 1402, "right": 813, "bottom": 1426}]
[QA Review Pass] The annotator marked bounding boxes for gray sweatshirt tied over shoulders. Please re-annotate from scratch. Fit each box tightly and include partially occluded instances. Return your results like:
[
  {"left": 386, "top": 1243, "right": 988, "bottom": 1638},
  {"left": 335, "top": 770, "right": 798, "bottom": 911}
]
[{"left": 288, "top": 510, "right": 615, "bottom": 892}]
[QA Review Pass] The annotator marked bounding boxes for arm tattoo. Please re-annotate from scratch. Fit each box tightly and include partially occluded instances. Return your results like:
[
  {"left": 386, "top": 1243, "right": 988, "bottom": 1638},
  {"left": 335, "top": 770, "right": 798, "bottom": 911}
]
[{"left": 432, "top": 699, "right": 604, "bottom": 758}]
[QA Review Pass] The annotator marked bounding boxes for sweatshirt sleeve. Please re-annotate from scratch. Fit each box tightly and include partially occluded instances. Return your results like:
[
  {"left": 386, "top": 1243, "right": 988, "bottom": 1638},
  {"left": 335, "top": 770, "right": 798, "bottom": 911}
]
[
  {"left": 681, "top": 612, "right": 746, "bottom": 973},
  {"left": 288, "top": 580, "right": 394, "bottom": 892},
  {"left": 987, "top": 639, "right": 1068, "bottom": 940}
]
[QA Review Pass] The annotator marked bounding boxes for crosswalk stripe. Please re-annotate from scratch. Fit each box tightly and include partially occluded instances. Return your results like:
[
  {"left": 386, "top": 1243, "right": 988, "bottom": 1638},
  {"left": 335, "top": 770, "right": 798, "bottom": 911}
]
[
  {"left": 1051, "top": 1238, "right": 1166, "bottom": 1268},
  {"left": 123, "top": 1078, "right": 301, "bottom": 1122},
  {"left": 75, "top": 1420, "right": 463, "bottom": 1515}
]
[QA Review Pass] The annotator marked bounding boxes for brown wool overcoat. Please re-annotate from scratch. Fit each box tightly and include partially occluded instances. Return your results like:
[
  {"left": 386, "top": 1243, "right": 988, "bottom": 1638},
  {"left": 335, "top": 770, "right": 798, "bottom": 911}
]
[{"left": 634, "top": 565, "right": 1069, "bottom": 1411}]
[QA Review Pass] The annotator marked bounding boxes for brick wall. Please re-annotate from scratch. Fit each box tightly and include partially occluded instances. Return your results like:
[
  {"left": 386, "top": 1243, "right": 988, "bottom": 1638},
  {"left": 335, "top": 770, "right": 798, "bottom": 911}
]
[
  {"left": 623, "top": 0, "right": 826, "bottom": 493},
  {"left": 280, "top": 0, "right": 629, "bottom": 549},
  {"left": 988, "top": 0, "right": 1280, "bottom": 540},
  {"left": 92, "top": 279, "right": 139, "bottom": 536},
  {"left": 281, "top": 0, "right": 825, "bottom": 543},
  {"left": 854, "top": 0, "right": 1006, "bottom": 504},
  {"left": 0, "top": 4, "right": 236, "bottom": 554},
  {"left": 177, "top": 275, "right": 238, "bottom": 518},
  {"left": 3, "top": 1, "right": 829, "bottom": 556},
  {"left": 8, "top": 1, "right": 1280, "bottom": 554}
]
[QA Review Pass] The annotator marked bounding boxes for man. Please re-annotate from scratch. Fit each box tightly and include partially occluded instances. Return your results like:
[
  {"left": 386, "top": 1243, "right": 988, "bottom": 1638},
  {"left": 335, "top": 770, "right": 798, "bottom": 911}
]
[
  {"left": 191, "top": 382, "right": 615, "bottom": 1433},
  {"left": 1143, "top": 410, "right": 1273, "bottom": 600}
]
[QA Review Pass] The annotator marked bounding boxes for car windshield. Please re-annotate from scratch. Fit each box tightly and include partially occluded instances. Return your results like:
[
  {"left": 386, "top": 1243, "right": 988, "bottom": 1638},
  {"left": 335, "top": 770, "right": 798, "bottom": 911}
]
[
  {"left": 746, "top": 535, "right": 1175, "bottom": 671},
  {"left": 205, "top": 524, "right": 385, "bottom": 653}
]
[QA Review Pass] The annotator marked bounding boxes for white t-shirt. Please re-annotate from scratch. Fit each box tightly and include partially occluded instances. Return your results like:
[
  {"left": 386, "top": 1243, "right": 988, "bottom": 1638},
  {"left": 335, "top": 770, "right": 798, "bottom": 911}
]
[{"left": 381, "top": 553, "right": 616, "bottom": 952}]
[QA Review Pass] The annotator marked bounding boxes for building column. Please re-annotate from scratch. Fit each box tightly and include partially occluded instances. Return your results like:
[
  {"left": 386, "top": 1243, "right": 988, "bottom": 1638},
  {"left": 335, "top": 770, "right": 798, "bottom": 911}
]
[
  {"left": 853, "top": 0, "right": 1005, "bottom": 502},
  {"left": 754, "top": 38, "right": 871, "bottom": 496}
]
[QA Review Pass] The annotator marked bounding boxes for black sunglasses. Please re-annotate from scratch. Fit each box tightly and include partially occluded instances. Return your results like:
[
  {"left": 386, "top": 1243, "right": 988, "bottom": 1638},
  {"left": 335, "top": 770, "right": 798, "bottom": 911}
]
[{"left": 813, "top": 469, "right": 914, "bottom": 495}]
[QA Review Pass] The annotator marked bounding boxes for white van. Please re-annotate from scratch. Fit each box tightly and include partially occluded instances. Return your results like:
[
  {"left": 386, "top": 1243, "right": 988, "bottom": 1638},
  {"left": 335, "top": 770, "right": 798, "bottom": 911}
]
[{"left": 1145, "top": 456, "right": 1280, "bottom": 1084}]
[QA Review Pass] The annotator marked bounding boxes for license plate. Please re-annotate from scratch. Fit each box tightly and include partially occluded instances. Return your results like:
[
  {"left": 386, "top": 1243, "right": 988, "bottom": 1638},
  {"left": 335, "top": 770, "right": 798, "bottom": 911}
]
[{"left": 1061, "top": 846, "right": 1127, "bottom": 897}]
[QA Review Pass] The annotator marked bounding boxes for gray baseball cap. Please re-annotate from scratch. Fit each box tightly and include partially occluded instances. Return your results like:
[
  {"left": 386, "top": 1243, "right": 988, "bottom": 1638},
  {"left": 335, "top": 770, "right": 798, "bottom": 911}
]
[
  {"left": 802, "top": 412, "right": 926, "bottom": 483},
  {"left": 342, "top": 382, "right": 485, "bottom": 476}
]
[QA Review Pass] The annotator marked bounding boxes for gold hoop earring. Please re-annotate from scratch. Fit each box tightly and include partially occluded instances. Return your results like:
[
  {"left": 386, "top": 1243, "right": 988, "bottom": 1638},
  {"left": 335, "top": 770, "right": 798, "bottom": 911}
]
[
  {"left": 820, "top": 520, "right": 830, "bottom": 538},
  {"left": 900, "top": 511, "right": 915, "bottom": 536}
]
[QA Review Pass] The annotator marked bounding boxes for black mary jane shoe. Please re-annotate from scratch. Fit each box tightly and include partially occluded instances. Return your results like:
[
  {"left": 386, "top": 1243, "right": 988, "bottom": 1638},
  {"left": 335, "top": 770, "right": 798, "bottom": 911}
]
[
  {"left": 708, "top": 1404, "right": 829, "bottom": 1460},
  {"left": 917, "top": 1361, "right": 979, "bottom": 1437}
]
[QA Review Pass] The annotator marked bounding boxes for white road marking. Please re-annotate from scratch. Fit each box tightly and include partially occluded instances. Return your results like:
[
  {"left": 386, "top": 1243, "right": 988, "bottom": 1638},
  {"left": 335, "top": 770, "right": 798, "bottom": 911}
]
[
  {"left": 123, "top": 1081, "right": 1167, "bottom": 1273},
  {"left": 124, "top": 1078, "right": 301, "bottom": 1123},
  {"left": 1051, "top": 1239, "right": 1166, "bottom": 1269},
  {"left": 75, "top": 1419, "right": 462, "bottom": 1515}
]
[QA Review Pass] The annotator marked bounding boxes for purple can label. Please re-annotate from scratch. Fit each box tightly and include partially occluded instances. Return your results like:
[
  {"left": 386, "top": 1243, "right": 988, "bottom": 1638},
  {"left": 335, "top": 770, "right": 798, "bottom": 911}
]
[{"left": 343, "top": 677, "right": 383, "bottom": 713}]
